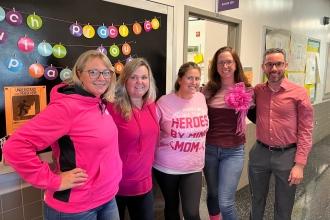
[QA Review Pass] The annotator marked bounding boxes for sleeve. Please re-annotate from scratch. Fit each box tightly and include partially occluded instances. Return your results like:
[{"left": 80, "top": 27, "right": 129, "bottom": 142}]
[
  {"left": 3, "top": 101, "right": 73, "bottom": 191},
  {"left": 295, "top": 91, "right": 314, "bottom": 165}
]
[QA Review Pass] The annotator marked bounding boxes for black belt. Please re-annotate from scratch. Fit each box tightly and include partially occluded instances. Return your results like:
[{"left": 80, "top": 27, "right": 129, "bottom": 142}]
[{"left": 257, "top": 140, "right": 296, "bottom": 151}]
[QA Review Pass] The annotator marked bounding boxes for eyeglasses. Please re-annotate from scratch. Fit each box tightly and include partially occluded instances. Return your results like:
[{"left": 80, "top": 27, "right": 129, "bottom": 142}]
[
  {"left": 84, "top": 69, "right": 113, "bottom": 79},
  {"left": 217, "top": 60, "right": 234, "bottom": 67},
  {"left": 264, "top": 62, "right": 285, "bottom": 69}
]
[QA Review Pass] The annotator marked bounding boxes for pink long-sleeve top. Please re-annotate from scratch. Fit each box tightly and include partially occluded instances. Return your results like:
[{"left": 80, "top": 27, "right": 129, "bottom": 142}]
[{"left": 107, "top": 102, "right": 159, "bottom": 196}]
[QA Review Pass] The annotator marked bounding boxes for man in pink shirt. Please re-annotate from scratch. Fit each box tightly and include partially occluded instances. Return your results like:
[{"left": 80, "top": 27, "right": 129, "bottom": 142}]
[{"left": 248, "top": 48, "right": 314, "bottom": 220}]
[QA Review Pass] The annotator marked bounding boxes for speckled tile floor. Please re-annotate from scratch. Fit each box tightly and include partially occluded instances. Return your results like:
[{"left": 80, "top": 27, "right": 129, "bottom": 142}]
[{"left": 155, "top": 135, "right": 330, "bottom": 220}]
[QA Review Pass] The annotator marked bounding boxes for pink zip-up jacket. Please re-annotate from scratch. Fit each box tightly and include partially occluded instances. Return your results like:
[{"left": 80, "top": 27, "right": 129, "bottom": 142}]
[
  {"left": 107, "top": 102, "right": 159, "bottom": 196},
  {"left": 3, "top": 83, "right": 122, "bottom": 213}
]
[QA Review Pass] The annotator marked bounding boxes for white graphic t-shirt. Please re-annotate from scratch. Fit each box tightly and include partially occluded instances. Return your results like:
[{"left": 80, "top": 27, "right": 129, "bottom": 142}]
[{"left": 154, "top": 92, "right": 209, "bottom": 174}]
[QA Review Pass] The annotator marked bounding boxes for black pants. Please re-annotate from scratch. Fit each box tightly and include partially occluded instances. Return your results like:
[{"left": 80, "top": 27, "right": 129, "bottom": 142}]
[
  {"left": 116, "top": 190, "right": 154, "bottom": 220},
  {"left": 153, "top": 168, "right": 202, "bottom": 220},
  {"left": 248, "top": 141, "right": 297, "bottom": 220}
]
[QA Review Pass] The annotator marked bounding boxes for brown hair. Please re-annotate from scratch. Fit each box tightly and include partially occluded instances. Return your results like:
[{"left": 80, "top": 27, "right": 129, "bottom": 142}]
[
  {"left": 204, "top": 46, "right": 250, "bottom": 100},
  {"left": 263, "top": 48, "right": 287, "bottom": 63}
]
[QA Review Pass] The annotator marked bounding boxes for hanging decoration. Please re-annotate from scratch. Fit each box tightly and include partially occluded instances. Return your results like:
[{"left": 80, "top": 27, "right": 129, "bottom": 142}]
[
  {"left": 97, "top": 25, "right": 109, "bottom": 39},
  {"left": 143, "top": 20, "right": 152, "bottom": 32},
  {"left": 44, "top": 65, "right": 58, "bottom": 80},
  {"left": 114, "top": 61, "right": 124, "bottom": 74},
  {"left": 122, "top": 42, "right": 131, "bottom": 56},
  {"left": 0, "top": 28, "right": 8, "bottom": 44},
  {"left": 60, "top": 68, "right": 72, "bottom": 81},
  {"left": 37, "top": 41, "right": 52, "bottom": 56},
  {"left": 29, "top": 63, "right": 44, "bottom": 78},
  {"left": 0, "top": 6, "right": 5, "bottom": 22},
  {"left": 52, "top": 43, "right": 67, "bottom": 58},
  {"left": 6, "top": 8, "right": 23, "bottom": 26},
  {"left": 119, "top": 24, "right": 129, "bottom": 37},
  {"left": 97, "top": 45, "right": 107, "bottom": 55},
  {"left": 108, "top": 25, "right": 118, "bottom": 39},
  {"left": 109, "top": 44, "right": 120, "bottom": 57},
  {"left": 6, "top": 56, "right": 23, "bottom": 72},
  {"left": 27, "top": 13, "right": 43, "bottom": 30},
  {"left": 132, "top": 22, "right": 142, "bottom": 35},
  {"left": 69, "top": 22, "right": 83, "bottom": 37},
  {"left": 17, "top": 35, "right": 35, "bottom": 53},
  {"left": 151, "top": 17, "right": 160, "bottom": 30},
  {"left": 83, "top": 24, "right": 95, "bottom": 38},
  {"left": 126, "top": 56, "right": 133, "bottom": 63}
]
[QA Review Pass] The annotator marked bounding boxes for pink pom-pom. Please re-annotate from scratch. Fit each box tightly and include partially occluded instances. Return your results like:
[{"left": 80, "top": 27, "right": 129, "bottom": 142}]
[
  {"left": 224, "top": 82, "right": 253, "bottom": 136},
  {"left": 224, "top": 82, "right": 252, "bottom": 112}
]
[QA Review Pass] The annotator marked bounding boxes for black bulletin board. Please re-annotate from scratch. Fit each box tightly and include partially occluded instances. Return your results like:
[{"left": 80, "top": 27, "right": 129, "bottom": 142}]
[{"left": 0, "top": 0, "right": 167, "bottom": 137}]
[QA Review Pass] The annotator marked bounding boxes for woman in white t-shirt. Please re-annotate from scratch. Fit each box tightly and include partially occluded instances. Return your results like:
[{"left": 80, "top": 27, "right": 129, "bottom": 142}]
[{"left": 154, "top": 62, "right": 209, "bottom": 220}]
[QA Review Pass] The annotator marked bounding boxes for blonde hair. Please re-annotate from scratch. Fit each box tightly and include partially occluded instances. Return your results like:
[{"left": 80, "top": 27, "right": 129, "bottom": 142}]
[
  {"left": 115, "top": 58, "right": 157, "bottom": 120},
  {"left": 66, "top": 50, "right": 116, "bottom": 102}
]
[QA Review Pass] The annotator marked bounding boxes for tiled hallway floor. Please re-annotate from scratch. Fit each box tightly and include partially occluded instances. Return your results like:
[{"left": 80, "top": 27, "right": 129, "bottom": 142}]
[{"left": 234, "top": 135, "right": 330, "bottom": 220}]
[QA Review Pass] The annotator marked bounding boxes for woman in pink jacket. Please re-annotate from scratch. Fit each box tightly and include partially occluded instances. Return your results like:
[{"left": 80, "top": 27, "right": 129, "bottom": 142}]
[
  {"left": 3, "top": 50, "right": 122, "bottom": 220},
  {"left": 107, "top": 58, "right": 159, "bottom": 220}
]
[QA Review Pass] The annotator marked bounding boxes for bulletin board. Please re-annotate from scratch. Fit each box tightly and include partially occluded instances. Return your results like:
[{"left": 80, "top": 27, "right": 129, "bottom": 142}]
[
  {"left": 264, "top": 27, "right": 320, "bottom": 102},
  {"left": 0, "top": 0, "right": 167, "bottom": 138},
  {"left": 323, "top": 43, "right": 330, "bottom": 100}
]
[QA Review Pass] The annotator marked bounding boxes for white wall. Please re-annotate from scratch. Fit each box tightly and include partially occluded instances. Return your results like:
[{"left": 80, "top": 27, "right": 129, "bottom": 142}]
[{"left": 146, "top": 0, "right": 330, "bottom": 102}]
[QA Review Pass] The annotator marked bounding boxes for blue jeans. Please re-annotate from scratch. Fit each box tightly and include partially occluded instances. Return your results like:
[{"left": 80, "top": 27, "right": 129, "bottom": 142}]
[
  {"left": 44, "top": 198, "right": 120, "bottom": 220},
  {"left": 203, "top": 144, "right": 244, "bottom": 220}
]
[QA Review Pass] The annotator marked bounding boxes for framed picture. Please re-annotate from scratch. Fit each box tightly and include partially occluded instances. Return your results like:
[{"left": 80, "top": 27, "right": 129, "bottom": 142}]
[{"left": 4, "top": 86, "right": 47, "bottom": 135}]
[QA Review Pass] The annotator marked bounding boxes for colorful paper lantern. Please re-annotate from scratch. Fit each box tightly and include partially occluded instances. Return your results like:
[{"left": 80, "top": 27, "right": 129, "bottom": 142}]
[
  {"left": 122, "top": 42, "right": 131, "bottom": 56},
  {"left": 144, "top": 20, "right": 152, "bottom": 32},
  {"left": 0, "top": 28, "right": 8, "bottom": 44},
  {"left": 69, "top": 22, "right": 83, "bottom": 37},
  {"left": 52, "top": 44, "right": 67, "bottom": 58},
  {"left": 0, "top": 7, "right": 5, "bottom": 22},
  {"left": 29, "top": 63, "right": 44, "bottom": 78},
  {"left": 119, "top": 24, "right": 129, "bottom": 37},
  {"left": 44, "top": 66, "right": 58, "bottom": 80},
  {"left": 6, "top": 57, "right": 23, "bottom": 72},
  {"left": 151, "top": 18, "right": 160, "bottom": 30},
  {"left": 109, "top": 44, "right": 120, "bottom": 57},
  {"left": 37, "top": 41, "right": 52, "bottom": 56},
  {"left": 83, "top": 24, "right": 95, "bottom": 38},
  {"left": 60, "top": 68, "right": 72, "bottom": 81},
  {"left": 6, "top": 9, "right": 23, "bottom": 26},
  {"left": 114, "top": 61, "right": 124, "bottom": 74},
  {"left": 27, "top": 13, "right": 43, "bottom": 30},
  {"left": 108, "top": 25, "right": 118, "bottom": 39},
  {"left": 132, "top": 22, "right": 142, "bottom": 35},
  {"left": 97, "top": 45, "right": 107, "bottom": 55},
  {"left": 97, "top": 25, "right": 109, "bottom": 39},
  {"left": 17, "top": 36, "right": 35, "bottom": 53}
]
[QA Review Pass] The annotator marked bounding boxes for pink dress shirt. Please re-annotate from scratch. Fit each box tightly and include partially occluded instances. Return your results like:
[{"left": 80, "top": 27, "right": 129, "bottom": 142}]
[{"left": 255, "top": 78, "right": 314, "bottom": 165}]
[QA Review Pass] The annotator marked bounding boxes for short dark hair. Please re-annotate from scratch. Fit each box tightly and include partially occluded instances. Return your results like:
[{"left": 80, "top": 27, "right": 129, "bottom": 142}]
[
  {"left": 174, "top": 62, "right": 201, "bottom": 92},
  {"left": 263, "top": 48, "right": 287, "bottom": 63}
]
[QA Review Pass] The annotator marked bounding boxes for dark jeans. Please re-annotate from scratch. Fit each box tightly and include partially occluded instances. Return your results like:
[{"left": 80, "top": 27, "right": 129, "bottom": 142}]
[
  {"left": 44, "top": 198, "right": 119, "bottom": 220},
  {"left": 204, "top": 144, "right": 244, "bottom": 220},
  {"left": 248, "top": 141, "right": 297, "bottom": 220},
  {"left": 153, "top": 168, "right": 202, "bottom": 220},
  {"left": 116, "top": 190, "right": 154, "bottom": 220}
]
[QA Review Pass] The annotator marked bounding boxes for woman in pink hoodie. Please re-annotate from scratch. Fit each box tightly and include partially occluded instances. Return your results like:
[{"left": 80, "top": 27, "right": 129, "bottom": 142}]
[
  {"left": 107, "top": 58, "right": 159, "bottom": 220},
  {"left": 4, "top": 50, "right": 122, "bottom": 220}
]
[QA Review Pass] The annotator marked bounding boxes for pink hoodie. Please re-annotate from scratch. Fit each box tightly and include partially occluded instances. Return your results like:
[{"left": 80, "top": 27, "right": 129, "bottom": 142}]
[{"left": 3, "top": 83, "right": 122, "bottom": 213}]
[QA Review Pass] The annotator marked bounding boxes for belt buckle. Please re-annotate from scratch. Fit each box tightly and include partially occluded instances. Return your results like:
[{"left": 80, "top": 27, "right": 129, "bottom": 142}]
[{"left": 268, "top": 145, "right": 277, "bottom": 151}]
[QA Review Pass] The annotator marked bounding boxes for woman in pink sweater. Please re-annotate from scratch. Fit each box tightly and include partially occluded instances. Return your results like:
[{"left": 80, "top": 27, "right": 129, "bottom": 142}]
[{"left": 107, "top": 58, "right": 159, "bottom": 220}]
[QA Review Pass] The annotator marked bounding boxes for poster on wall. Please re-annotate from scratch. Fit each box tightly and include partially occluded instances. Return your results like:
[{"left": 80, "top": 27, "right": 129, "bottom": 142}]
[{"left": 4, "top": 86, "right": 47, "bottom": 135}]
